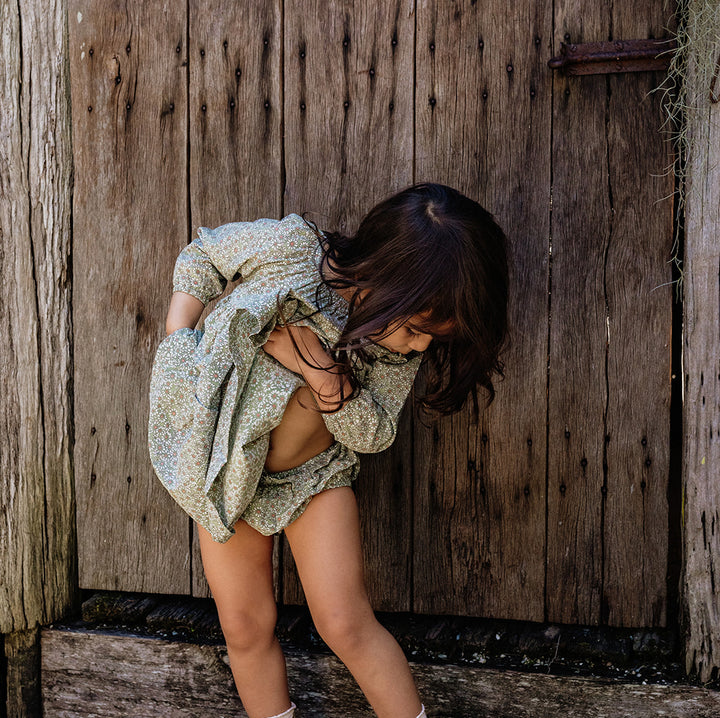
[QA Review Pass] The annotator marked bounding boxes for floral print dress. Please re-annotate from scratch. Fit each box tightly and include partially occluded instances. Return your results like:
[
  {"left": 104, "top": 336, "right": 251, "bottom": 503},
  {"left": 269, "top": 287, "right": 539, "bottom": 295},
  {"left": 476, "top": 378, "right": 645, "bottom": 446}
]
[{"left": 148, "top": 214, "right": 421, "bottom": 542}]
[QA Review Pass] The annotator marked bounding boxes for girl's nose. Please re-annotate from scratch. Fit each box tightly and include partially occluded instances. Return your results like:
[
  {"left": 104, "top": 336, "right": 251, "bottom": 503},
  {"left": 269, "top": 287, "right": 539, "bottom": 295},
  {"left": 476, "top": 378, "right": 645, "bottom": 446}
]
[{"left": 409, "top": 333, "right": 433, "bottom": 352}]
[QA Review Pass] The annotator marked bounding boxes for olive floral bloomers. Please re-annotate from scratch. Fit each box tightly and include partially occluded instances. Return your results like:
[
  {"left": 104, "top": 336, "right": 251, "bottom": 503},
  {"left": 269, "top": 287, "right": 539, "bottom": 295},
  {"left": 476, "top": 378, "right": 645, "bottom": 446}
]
[{"left": 148, "top": 215, "right": 421, "bottom": 542}]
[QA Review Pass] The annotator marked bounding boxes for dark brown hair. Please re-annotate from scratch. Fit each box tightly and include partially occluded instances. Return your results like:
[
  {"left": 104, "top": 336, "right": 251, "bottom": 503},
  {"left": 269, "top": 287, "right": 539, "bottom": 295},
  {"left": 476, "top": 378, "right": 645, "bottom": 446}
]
[{"left": 313, "top": 183, "right": 509, "bottom": 416}]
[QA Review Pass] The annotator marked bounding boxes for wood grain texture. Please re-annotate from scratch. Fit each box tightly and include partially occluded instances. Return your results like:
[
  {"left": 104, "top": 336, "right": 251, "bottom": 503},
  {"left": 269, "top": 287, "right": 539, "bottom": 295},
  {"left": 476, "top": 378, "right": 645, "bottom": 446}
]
[
  {"left": 42, "top": 628, "right": 245, "bottom": 716},
  {"left": 413, "top": 0, "right": 551, "bottom": 619},
  {"left": 603, "top": 2, "right": 673, "bottom": 627},
  {"left": 282, "top": 0, "right": 415, "bottom": 608},
  {"left": 69, "top": 1, "right": 190, "bottom": 594},
  {"left": 547, "top": 0, "right": 672, "bottom": 627},
  {"left": 188, "top": 0, "right": 283, "bottom": 599},
  {"left": 681, "top": 22, "right": 720, "bottom": 680},
  {"left": 283, "top": 0, "right": 414, "bottom": 228},
  {"left": 356, "top": 408, "right": 415, "bottom": 611},
  {"left": 41, "top": 626, "right": 720, "bottom": 717},
  {"left": 547, "top": 4, "right": 612, "bottom": 627},
  {"left": 0, "top": 0, "right": 75, "bottom": 633},
  {"left": 64, "top": 0, "right": 681, "bottom": 630},
  {"left": 188, "top": 0, "right": 282, "bottom": 228},
  {"left": 4, "top": 628, "right": 41, "bottom": 718}
]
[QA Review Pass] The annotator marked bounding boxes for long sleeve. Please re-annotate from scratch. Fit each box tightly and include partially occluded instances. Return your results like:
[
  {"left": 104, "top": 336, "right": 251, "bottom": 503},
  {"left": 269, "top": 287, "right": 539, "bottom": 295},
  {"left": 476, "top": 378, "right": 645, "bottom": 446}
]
[
  {"left": 172, "top": 217, "right": 288, "bottom": 305},
  {"left": 322, "top": 354, "right": 422, "bottom": 453}
]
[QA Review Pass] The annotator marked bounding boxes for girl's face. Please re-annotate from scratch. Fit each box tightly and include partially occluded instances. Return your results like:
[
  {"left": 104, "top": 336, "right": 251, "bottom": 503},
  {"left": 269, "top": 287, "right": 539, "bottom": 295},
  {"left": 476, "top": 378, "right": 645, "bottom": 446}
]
[{"left": 373, "top": 315, "right": 454, "bottom": 355}]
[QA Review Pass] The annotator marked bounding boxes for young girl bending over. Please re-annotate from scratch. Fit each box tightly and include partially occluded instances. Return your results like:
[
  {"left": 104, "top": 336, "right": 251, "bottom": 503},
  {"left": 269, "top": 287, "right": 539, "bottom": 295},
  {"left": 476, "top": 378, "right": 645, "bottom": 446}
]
[{"left": 149, "top": 183, "right": 508, "bottom": 718}]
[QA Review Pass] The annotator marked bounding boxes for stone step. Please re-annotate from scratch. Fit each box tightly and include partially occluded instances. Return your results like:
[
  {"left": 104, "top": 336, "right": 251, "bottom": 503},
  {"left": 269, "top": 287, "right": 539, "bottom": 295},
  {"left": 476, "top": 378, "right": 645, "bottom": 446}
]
[{"left": 41, "top": 626, "right": 720, "bottom": 717}]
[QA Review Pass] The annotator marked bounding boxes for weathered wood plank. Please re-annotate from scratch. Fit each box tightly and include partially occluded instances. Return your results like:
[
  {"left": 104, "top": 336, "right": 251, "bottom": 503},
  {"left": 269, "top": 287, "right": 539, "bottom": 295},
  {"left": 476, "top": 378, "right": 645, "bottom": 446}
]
[
  {"left": 42, "top": 628, "right": 247, "bottom": 717},
  {"left": 187, "top": 0, "right": 283, "bottom": 599},
  {"left": 681, "top": 2, "right": 720, "bottom": 681},
  {"left": 70, "top": 591, "right": 680, "bottom": 670},
  {"left": 69, "top": 1, "right": 190, "bottom": 594},
  {"left": 283, "top": 0, "right": 414, "bottom": 229},
  {"left": 41, "top": 627, "right": 720, "bottom": 717},
  {"left": 5, "top": 628, "right": 41, "bottom": 718},
  {"left": 601, "top": 4, "right": 674, "bottom": 628},
  {"left": 413, "top": 0, "right": 551, "bottom": 619},
  {"left": 188, "top": 0, "right": 282, "bottom": 228},
  {"left": 547, "top": 0, "right": 672, "bottom": 626},
  {"left": 355, "top": 408, "right": 415, "bottom": 612},
  {"left": 282, "top": 0, "right": 415, "bottom": 609},
  {"left": 547, "top": 2, "right": 612, "bottom": 626},
  {"left": 0, "top": 0, "right": 75, "bottom": 634}
]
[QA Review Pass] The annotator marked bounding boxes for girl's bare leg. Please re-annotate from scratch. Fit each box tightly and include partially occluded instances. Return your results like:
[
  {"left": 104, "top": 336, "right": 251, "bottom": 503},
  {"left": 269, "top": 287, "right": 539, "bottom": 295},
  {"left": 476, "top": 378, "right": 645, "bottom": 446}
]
[
  {"left": 199, "top": 385, "right": 329, "bottom": 714},
  {"left": 198, "top": 521, "right": 291, "bottom": 718},
  {"left": 284, "top": 487, "right": 423, "bottom": 718}
]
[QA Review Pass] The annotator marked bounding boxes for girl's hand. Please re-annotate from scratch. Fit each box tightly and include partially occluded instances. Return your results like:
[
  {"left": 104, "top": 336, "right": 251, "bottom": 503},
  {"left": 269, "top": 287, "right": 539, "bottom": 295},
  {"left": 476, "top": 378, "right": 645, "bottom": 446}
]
[
  {"left": 262, "top": 325, "right": 332, "bottom": 375},
  {"left": 263, "top": 325, "right": 350, "bottom": 411}
]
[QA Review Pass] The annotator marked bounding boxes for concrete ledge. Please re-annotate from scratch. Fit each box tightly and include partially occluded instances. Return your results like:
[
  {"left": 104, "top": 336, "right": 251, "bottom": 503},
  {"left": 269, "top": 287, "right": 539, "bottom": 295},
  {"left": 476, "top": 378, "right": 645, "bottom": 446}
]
[{"left": 41, "top": 626, "right": 720, "bottom": 717}]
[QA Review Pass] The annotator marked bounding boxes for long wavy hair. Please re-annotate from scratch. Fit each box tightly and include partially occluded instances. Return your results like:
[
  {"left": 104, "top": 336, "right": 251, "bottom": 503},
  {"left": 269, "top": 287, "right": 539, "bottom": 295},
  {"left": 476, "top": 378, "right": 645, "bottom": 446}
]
[{"left": 305, "top": 183, "right": 509, "bottom": 416}]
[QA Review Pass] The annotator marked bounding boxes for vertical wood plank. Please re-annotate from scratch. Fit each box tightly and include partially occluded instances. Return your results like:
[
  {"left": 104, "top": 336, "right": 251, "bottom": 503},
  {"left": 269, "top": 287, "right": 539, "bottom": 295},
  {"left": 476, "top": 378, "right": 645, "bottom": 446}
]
[
  {"left": 0, "top": 0, "right": 76, "bottom": 633},
  {"left": 282, "top": 0, "right": 415, "bottom": 609},
  {"left": 681, "top": 1, "right": 720, "bottom": 680},
  {"left": 548, "top": 0, "right": 673, "bottom": 626},
  {"left": 1, "top": 0, "right": 75, "bottom": 703},
  {"left": 188, "top": 0, "right": 283, "bottom": 229},
  {"left": 70, "top": 1, "right": 190, "bottom": 594},
  {"left": 602, "top": 5, "right": 673, "bottom": 628},
  {"left": 4, "top": 628, "right": 41, "bottom": 718},
  {"left": 355, "top": 411, "right": 415, "bottom": 611},
  {"left": 283, "top": 0, "right": 415, "bottom": 227},
  {"left": 187, "top": 0, "right": 283, "bottom": 599},
  {"left": 413, "top": 0, "right": 551, "bottom": 619},
  {"left": 546, "top": 5, "right": 609, "bottom": 620}
]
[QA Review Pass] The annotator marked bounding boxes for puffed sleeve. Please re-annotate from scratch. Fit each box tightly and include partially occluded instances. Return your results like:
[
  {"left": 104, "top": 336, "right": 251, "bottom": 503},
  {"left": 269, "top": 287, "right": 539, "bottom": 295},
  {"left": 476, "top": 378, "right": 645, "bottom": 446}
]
[
  {"left": 322, "top": 354, "right": 422, "bottom": 453},
  {"left": 172, "top": 218, "right": 281, "bottom": 305}
]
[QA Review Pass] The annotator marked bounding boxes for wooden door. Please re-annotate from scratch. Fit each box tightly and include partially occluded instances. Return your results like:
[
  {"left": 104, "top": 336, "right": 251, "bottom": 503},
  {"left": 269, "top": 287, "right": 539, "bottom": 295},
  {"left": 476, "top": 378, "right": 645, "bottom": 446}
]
[{"left": 70, "top": 0, "right": 674, "bottom": 627}]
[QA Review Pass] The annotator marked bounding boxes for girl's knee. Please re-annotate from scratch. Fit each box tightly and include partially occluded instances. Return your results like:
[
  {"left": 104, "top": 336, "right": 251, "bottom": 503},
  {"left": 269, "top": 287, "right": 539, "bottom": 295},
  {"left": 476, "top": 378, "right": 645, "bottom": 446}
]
[
  {"left": 218, "top": 601, "right": 278, "bottom": 653},
  {"left": 312, "top": 603, "right": 377, "bottom": 655}
]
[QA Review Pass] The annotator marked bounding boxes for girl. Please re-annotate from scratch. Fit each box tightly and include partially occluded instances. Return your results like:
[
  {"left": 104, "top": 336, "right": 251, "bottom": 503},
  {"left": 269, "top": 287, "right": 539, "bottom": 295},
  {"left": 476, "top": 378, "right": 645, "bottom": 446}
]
[{"left": 149, "top": 183, "right": 508, "bottom": 718}]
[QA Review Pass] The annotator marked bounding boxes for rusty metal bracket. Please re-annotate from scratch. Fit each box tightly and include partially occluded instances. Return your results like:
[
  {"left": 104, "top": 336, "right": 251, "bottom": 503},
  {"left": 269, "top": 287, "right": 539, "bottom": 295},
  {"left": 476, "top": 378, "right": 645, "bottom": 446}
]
[{"left": 548, "top": 39, "right": 677, "bottom": 76}]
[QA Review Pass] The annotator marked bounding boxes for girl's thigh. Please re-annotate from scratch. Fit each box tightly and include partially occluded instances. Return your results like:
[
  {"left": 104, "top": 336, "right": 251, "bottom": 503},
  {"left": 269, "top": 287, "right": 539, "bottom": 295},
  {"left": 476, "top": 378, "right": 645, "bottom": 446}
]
[
  {"left": 198, "top": 520, "right": 276, "bottom": 620},
  {"left": 283, "top": 487, "right": 371, "bottom": 621}
]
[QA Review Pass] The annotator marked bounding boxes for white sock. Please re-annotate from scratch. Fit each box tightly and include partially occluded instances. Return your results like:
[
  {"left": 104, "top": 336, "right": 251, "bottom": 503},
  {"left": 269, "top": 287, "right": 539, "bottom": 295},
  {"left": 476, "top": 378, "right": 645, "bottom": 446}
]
[
  {"left": 266, "top": 703, "right": 296, "bottom": 718},
  {"left": 415, "top": 706, "right": 427, "bottom": 718}
]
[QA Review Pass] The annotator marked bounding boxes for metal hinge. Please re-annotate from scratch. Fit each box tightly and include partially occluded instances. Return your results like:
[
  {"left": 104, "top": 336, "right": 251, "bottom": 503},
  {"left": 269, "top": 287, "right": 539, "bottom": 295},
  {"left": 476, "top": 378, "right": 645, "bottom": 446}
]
[{"left": 548, "top": 39, "right": 677, "bottom": 75}]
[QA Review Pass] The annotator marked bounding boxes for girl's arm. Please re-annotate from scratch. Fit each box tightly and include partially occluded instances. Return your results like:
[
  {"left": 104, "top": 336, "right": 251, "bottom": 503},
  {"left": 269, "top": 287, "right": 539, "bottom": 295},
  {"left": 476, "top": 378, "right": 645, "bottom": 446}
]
[
  {"left": 262, "top": 325, "right": 351, "bottom": 412},
  {"left": 165, "top": 291, "right": 205, "bottom": 334},
  {"left": 167, "top": 219, "right": 291, "bottom": 335},
  {"left": 320, "top": 357, "right": 421, "bottom": 453},
  {"left": 263, "top": 325, "right": 421, "bottom": 453},
  {"left": 173, "top": 216, "right": 316, "bottom": 307}
]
